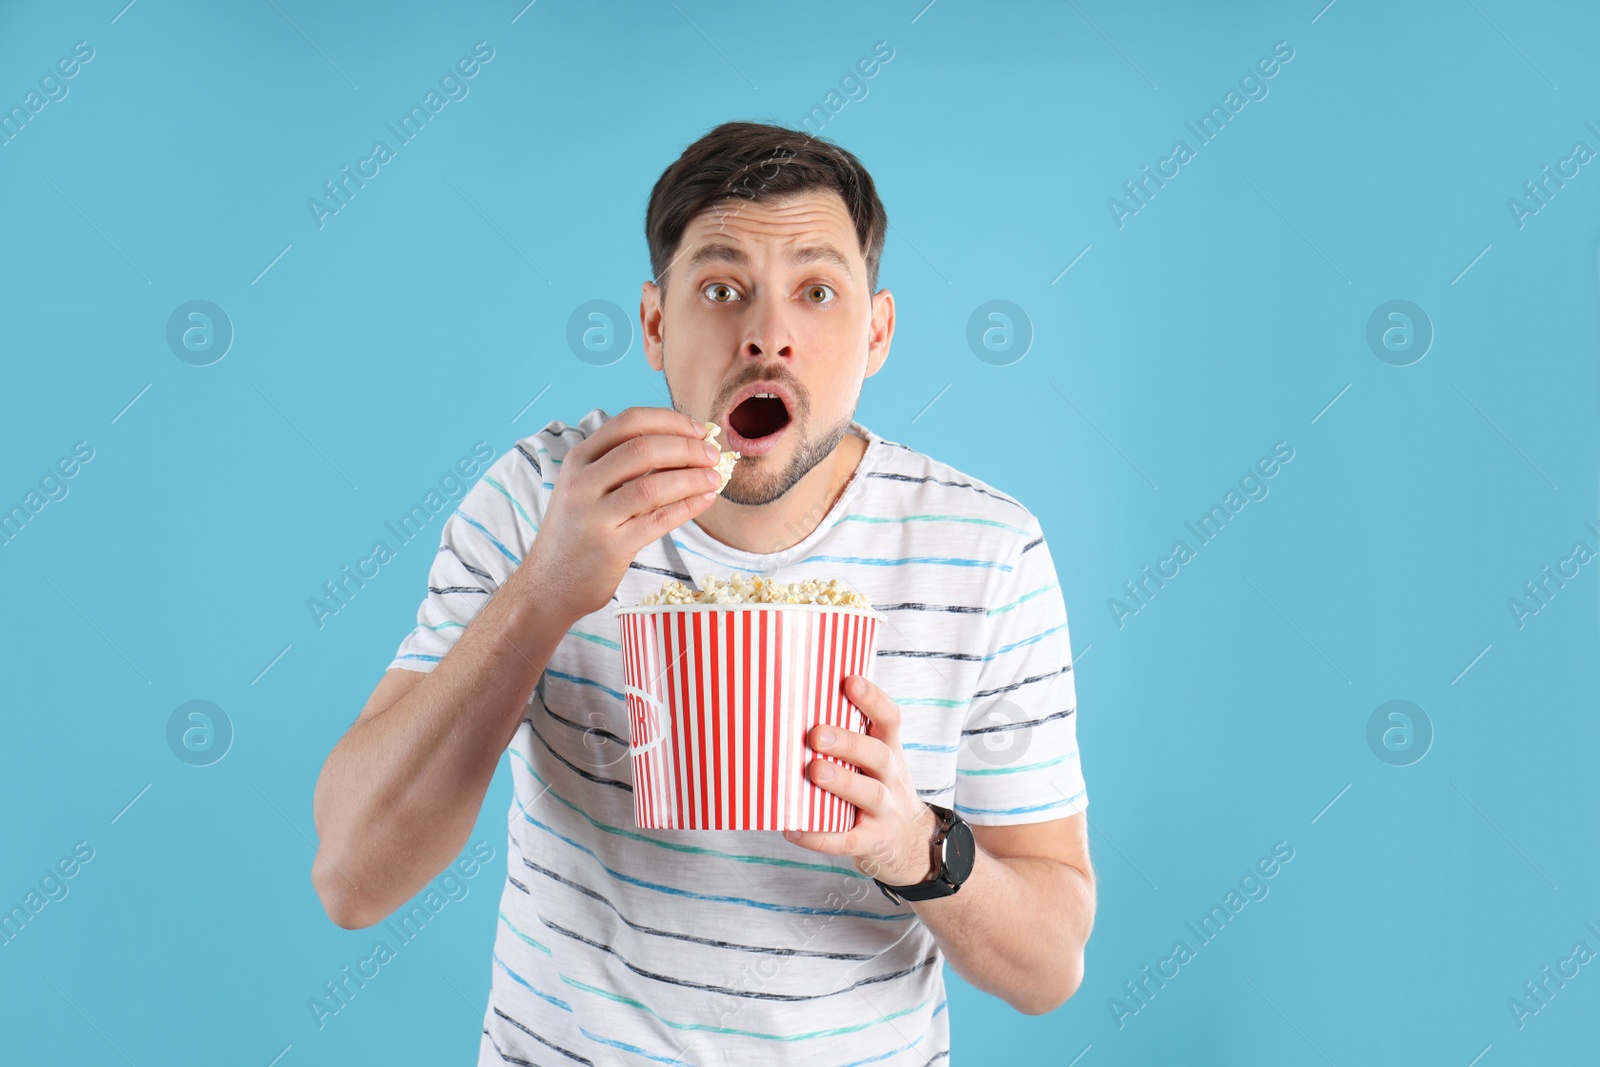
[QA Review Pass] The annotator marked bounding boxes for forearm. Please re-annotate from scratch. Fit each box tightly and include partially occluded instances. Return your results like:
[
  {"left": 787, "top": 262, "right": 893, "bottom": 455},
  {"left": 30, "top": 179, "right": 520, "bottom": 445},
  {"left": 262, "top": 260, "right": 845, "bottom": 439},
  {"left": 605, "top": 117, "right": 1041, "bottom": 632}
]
[
  {"left": 908, "top": 843, "right": 1095, "bottom": 1015},
  {"left": 312, "top": 560, "right": 570, "bottom": 926}
]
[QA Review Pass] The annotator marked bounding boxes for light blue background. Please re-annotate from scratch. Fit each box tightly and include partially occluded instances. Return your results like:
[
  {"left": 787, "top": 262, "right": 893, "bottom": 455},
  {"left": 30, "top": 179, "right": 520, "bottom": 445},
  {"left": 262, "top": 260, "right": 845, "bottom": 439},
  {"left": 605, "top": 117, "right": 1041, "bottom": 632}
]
[{"left": 2, "top": 1, "right": 1596, "bottom": 1064}]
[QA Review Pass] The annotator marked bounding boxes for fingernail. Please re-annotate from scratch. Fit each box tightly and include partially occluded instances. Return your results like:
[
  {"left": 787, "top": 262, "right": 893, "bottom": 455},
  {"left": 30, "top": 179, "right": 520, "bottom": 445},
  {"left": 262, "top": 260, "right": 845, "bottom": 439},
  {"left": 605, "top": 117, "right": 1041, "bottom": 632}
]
[
  {"left": 704, "top": 443, "right": 722, "bottom": 462},
  {"left": 816, "top": 727, "right": 834, "bottom": 746},
  {"left": 816, "top": 763, "right": 835, "bottom": 781}
]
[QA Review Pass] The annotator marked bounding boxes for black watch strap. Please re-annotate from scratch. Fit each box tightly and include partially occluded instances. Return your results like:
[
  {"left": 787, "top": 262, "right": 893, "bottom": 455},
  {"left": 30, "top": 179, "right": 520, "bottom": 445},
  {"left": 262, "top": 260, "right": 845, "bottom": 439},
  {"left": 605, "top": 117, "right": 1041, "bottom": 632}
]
[{"left": 874, "top": 804, "right": 969, "bottom": 905}]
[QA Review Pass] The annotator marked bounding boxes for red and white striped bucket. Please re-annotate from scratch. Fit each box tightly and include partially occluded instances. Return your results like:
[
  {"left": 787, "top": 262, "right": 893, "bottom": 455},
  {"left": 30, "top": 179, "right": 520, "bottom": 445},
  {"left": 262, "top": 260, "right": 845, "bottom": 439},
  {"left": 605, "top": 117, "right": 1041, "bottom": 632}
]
[{"left": 612, "top": 602, "right": 883, "bottom": 832}]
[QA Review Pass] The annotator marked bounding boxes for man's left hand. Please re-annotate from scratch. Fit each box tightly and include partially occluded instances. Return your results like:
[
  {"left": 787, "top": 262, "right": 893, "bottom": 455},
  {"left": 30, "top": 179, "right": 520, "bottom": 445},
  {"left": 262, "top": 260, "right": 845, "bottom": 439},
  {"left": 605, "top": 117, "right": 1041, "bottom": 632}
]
[{"left": 782, "top": 674, "right": 937, "bottom": 887}]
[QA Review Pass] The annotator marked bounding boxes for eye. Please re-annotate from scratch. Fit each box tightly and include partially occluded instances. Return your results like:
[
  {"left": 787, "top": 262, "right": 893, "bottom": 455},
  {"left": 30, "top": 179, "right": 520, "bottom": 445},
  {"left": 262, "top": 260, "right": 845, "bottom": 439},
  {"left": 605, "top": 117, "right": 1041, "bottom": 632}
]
[
  {"left": 805, "top": 283, "right": 837, "bottom": 305},
  {"left": 703, "top": 282, "right": 741, "bottom": 303}
]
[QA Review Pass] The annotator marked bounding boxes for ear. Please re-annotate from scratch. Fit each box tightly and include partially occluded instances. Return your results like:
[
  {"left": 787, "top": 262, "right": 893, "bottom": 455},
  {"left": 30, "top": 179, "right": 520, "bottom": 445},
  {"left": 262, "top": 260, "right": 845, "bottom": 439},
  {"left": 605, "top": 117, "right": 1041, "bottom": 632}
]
[
  {"left": 864, "top": 287, "right": 894, "bottom": 379},
  {"left": 641, "top": 280, "right": 665, "bottom": 372}
]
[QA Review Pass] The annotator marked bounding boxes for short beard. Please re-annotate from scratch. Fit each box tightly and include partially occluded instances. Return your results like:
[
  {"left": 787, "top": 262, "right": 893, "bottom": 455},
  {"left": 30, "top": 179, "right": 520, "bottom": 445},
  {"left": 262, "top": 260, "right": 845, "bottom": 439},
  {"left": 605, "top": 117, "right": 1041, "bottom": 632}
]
[
  {"left": 664, "top": 379, "right": 851, "bottom": 506},
  {"left": 720, "top": 411, "right": 852, "bottom": 506}
]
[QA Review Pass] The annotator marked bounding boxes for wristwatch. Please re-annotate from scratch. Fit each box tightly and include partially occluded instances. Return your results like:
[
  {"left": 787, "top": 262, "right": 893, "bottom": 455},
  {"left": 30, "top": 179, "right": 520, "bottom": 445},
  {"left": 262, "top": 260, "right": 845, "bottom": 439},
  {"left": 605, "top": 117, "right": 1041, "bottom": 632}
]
[{"left": 874, "top": 803, "right": 975, "bottom": 905}]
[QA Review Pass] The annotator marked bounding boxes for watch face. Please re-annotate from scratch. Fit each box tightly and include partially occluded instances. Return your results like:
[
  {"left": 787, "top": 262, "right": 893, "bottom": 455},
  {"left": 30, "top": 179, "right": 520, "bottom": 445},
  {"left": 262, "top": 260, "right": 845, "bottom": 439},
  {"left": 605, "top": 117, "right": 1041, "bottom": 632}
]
[{"left": 944, "top": 817, "right": 976, "bottom": 884}]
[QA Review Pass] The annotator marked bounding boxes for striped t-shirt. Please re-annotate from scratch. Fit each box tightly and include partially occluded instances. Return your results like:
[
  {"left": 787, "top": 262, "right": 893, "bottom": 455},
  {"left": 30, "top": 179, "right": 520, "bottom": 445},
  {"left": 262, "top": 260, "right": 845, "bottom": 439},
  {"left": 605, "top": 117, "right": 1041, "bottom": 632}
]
[{"left": 389, "top": 407, "right": 1089, "bottom": 1066}]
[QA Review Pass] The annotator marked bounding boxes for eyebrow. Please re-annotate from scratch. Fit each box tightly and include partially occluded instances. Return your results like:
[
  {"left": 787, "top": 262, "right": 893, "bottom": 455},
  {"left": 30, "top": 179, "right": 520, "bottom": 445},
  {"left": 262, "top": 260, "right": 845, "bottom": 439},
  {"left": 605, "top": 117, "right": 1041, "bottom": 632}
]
[{"left": 683, "top": 241, "right": 855, "bottom": 281}]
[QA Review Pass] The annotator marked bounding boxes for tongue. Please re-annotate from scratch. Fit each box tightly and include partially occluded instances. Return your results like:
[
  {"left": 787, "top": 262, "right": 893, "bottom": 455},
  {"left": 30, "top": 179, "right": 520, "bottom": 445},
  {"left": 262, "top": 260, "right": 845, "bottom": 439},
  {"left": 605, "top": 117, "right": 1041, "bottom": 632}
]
[{"left": 730, "top": 395, "right": 790, "bottom": 440}]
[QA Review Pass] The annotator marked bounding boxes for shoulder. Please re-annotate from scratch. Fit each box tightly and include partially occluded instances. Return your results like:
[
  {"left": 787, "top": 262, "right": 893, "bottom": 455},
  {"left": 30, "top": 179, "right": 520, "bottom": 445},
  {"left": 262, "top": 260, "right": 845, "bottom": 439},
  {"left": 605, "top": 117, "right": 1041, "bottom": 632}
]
[
  {"left": 858, "top": 428, "right": 1046, "bottom": 577},
  {"left": 489, "top": 407, "right": 611, "bottom": 488},
  {"left": 864, "top": 427, "right": 1038, "bottom": 531},
  {"left": 519, "top": 405, "right": 610, "bottom": 461}
]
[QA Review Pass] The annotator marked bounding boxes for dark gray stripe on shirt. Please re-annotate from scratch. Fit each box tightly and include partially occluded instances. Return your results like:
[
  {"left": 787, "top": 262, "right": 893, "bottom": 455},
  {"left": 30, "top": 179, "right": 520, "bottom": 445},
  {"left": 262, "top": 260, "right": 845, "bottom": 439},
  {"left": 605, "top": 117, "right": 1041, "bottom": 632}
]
[
  {"left": 489, "top": 1006, "right": 592, "bottom": 1066},
  {"left": 630, "top": 560, "right": 693, "bottom": 582},
  {"left": 960, "top": 705, "right": 1076, "bottom": 736},
  {"left": 527, "top": 721, "right": 632, "bottom": 793},
  {"left": 514, "top": 443, "right": 543, "bottom": 477},
  {"left": 877, "top": 648, "right": 982, "bottom": 663},
  {"left": 873, "top": 601, "right": 988, "bottom": 615},
  {"left": 483, "top": 1027, "right": 544, "bottom": 1067},
  {"left": 865, "top": 471, "right": 1025, "bottom": 512},
  {"left": 536, "top": 912, "right": 940, "bottom": 1002},
  {"left": 506, "top": 867, "right": 877, "bottom": 962},
  {"left": 440, "top": 542, "right": 495, "bottom": 582},
  {"left": 541, "top": 697, "right": 628, "bottom": 748},
  {"left": 969, "top": 665, "right": 1073, "bottom": 702}
]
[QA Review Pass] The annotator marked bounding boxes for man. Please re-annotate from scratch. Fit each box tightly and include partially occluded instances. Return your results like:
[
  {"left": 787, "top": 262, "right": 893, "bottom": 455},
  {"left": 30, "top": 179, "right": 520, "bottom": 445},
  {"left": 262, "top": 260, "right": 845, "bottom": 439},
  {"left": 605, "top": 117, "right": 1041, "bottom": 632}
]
[{"left": 312, "top": 120, "right": 1094, "bottom": 1065}]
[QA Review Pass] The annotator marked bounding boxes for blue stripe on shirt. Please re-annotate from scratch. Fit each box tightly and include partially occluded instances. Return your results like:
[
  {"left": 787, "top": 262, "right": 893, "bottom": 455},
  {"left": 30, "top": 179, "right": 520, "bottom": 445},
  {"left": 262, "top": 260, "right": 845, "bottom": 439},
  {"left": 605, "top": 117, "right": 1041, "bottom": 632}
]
[
  {"left": 509, "top": 788, "right": 912, "bottom": 921},
  {"left": 506, "top": 746, "right": 868, "bottom": 880},
  {"left": 957, "top": 751, "right": 1075, "bottom": 776},
  {"left": 802, "top": 553, "right": 1012, "bottom": 571},
  {"left": 457, "top": 508, "right": 522, "bottom": 566},
  {"left": 668, "top": 538, "right": 1014, "bottom": 575},
  {"left": 955, "top": 788, "right": 1086, "bottom": 817},
  {"left": 494, "top": 954, "right": 710, "bottom": 1067},
  {"left": 544, "top": 666, "right": 625, "bottom": 702},
  {"left": 985, "top": 622, "right": 1067, "bottom": 660},
  {"left": 577, "top": 1026, "right": 704, "bottom": 1066},
  {"left": 493, "top": 950, "right": 573, "bottom": 1012},
  {"left": 829, "top": 999, "right": 948, "bottom": 1067}
]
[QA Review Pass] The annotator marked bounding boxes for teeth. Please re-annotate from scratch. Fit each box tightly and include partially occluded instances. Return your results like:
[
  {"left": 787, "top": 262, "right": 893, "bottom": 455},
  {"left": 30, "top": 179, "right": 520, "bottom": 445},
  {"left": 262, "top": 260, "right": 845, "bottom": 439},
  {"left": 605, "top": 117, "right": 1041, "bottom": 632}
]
[{"left": 753, "top": 392, "right": 776, "bottom": 399}]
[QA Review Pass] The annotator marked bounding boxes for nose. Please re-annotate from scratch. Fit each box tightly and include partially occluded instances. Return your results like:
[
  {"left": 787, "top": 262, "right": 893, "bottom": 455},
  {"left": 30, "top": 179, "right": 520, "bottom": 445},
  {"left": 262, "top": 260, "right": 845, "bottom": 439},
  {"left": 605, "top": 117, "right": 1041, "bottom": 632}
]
[{"left": 742, "top": 294, "right": 796, "bottom": 362}]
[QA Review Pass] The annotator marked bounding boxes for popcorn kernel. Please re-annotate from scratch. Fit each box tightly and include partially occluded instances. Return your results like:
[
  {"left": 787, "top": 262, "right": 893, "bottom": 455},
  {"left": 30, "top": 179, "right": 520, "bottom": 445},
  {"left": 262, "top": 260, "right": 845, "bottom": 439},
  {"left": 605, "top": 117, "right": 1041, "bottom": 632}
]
[{"left": 637, "top": 573, "right": 871, "bottom": 609}]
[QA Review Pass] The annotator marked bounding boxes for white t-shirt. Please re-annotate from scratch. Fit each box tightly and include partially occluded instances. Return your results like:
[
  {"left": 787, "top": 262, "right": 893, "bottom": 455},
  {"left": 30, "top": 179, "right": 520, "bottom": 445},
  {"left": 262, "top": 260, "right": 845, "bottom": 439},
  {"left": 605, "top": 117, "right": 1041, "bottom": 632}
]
[{"left": 389, "top": 407, "right": 1089, "bottom": 1066}]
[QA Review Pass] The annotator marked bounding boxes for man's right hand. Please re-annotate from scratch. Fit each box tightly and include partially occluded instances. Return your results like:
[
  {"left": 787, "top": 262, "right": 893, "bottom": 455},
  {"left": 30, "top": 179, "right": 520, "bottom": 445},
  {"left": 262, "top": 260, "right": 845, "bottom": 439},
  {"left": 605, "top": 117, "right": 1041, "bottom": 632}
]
[{"left": 528, "top": 406, "right": 724, "bottom": 623}]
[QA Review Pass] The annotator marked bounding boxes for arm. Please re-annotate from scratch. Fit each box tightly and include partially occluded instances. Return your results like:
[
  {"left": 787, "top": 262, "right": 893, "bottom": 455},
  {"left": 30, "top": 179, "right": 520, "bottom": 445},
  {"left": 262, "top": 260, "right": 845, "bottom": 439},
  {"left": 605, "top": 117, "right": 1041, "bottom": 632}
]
[
  {"left": 914, "top": 513, "right": 1094, "bottom": 1012},
  {"left": 786, "top": 675, "right": 1094, "bottom": 1016},
  {"left": 310, "top": 560, "right": 571, "bottom": 929},
  {"left": 905, "top": 812, "right": 1095, "bottom": 1015},
  {"left": 310, "top": 406, "right": 725, "bottom": 929}
]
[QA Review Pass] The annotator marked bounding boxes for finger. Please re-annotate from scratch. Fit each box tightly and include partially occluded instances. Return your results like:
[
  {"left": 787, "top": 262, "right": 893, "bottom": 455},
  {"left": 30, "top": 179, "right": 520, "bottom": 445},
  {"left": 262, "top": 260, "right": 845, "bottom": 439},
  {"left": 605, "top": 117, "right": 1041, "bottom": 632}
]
[
  {"left": 587, "top": 430, "right": 722, "bottom": 497},
  {"left": 809, "top": 722, "right": 889, "bottom": 782},
  {"left": 569, "top": 406, "right": 708, "bottom": 473},
  {"left": 807, "top": 759, "right": 890, "bottom": 816},
  {"left": 845, "top": 675, "right": 900, "bottom": 751},
  {"left": 615, "top": 476, "right": 719, "bottom": 544},
  {"left": 781, "top": 827, "right": 853, "bottom": 855},
  {"left": 605, "top": 465, "right": 723, "bottom": 526}
]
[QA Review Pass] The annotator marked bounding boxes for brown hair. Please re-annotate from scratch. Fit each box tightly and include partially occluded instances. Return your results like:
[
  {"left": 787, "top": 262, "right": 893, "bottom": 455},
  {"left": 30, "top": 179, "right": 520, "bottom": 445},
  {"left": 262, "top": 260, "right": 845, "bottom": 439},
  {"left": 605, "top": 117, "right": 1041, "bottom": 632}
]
[{"left": 644, "top": 120, "right": 888, "bottom": 299}]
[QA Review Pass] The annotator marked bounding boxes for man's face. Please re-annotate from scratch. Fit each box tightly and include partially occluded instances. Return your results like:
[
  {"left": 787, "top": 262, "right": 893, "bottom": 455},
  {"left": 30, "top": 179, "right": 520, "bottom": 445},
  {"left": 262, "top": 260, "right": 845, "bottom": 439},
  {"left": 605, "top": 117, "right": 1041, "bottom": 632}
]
[{"left": 643, "top": 189, "right": 892, "bottom": 506}]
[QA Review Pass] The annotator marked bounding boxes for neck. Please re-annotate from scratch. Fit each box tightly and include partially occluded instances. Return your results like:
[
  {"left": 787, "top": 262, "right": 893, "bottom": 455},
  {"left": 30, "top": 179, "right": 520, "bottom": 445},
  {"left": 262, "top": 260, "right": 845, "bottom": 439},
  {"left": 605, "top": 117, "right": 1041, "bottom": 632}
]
[{"left": 693, "top": 428, "right": 867, "bottom": 556}]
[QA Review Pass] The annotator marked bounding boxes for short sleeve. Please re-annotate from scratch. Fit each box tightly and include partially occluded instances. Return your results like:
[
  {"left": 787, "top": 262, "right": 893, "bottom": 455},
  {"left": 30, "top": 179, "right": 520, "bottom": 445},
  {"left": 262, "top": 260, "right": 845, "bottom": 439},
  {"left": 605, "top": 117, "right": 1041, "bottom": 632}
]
[
  {"left": 954, "top": 514, "right": 1088, "bottom": 826},
  {"left": 387, "top": 438, "right": 548, "bottom": 673}
]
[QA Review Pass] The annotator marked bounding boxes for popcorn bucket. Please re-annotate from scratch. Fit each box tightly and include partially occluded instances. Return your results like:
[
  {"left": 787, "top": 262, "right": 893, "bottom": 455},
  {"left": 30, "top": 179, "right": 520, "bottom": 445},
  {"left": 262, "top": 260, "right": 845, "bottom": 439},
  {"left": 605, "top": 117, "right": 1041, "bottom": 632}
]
[{"left": 612, "top": 603, "right": 884, "bottom": 831}]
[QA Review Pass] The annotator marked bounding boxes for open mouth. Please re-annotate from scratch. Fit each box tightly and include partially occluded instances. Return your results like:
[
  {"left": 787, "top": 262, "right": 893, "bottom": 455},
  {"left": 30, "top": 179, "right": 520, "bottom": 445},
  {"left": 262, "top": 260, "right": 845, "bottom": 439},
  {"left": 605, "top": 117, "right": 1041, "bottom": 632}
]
[{"left": 728, "top": 393, "right": 792, "bottom": 443}]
